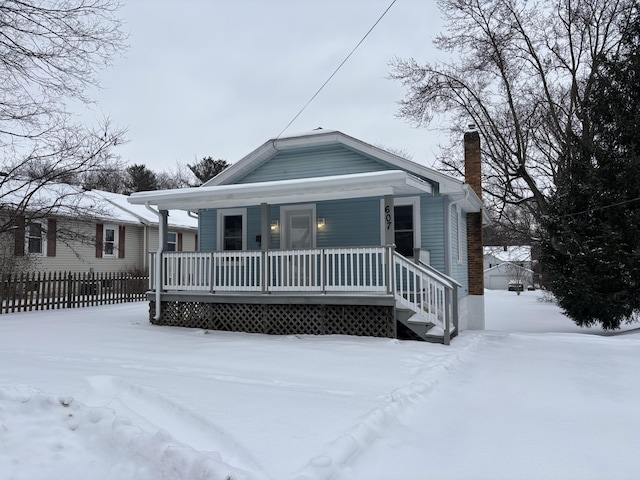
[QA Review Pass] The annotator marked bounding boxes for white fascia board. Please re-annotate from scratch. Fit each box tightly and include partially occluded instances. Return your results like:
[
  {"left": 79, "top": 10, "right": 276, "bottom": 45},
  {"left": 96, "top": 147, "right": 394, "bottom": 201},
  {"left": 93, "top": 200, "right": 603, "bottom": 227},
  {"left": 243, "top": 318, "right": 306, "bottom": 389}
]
[{"left": 129, "top": 170, "right": 433, "bottom": 211}]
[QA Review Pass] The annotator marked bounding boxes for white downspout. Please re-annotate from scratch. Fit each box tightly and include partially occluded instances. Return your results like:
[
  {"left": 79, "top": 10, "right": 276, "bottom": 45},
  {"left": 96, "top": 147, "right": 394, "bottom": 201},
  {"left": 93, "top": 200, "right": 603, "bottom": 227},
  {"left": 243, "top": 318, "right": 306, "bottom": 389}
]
[{"left": 145, "top": 202, "right": 163, "bottom": 321}]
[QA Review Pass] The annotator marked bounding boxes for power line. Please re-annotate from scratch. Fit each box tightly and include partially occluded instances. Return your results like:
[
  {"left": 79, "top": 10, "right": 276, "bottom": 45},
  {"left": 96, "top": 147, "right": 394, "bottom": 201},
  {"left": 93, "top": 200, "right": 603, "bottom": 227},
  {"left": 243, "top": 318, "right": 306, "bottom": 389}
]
[
  {"left": 275, "top": 0, "right": 398, "bottom": 140},
  {"left": 559, "top": 195, "right": 640, "bottom": 218}
]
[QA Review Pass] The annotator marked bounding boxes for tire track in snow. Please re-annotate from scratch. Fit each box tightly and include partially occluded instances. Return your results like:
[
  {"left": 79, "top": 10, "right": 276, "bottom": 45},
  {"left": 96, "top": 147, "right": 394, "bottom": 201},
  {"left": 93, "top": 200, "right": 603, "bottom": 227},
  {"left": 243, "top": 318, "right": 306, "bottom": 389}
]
[{"left": 80, "top": 375, "right": 271, "bottom": 480}]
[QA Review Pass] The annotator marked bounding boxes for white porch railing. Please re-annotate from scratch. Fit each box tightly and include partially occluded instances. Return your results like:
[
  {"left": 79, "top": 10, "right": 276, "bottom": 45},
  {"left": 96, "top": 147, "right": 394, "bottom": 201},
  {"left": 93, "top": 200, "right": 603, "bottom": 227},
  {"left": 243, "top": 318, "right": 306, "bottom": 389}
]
[
  {"left": 150, "top": 247, "right": 392, "bottom": 293},
  {"left": 392, "top": 252, "right": 458, "bottom": 335},
  {"left": 149, "top": 246, "right": 457, "bottom": 336}
]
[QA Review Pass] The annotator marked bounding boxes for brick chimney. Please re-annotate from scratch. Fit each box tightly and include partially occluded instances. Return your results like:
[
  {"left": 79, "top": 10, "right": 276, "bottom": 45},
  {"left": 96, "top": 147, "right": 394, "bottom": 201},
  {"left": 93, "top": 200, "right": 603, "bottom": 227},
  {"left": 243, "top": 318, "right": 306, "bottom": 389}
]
[{"left": 464, "top": 130, "right": 484, "bottom": 297}]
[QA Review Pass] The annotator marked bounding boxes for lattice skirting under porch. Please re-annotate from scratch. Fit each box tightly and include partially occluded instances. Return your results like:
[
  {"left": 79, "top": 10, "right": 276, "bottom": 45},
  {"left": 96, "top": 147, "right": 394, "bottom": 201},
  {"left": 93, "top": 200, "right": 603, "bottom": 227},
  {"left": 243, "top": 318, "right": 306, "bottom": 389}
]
[{"left": 149, "top": 301, "right": 395, "bottom": 338}]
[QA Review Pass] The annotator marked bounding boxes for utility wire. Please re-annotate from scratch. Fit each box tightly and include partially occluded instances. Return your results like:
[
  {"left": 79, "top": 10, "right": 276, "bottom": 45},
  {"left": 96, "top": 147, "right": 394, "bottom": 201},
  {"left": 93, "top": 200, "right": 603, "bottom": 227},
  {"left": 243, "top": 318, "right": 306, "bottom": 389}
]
[
  {"left": 559, "top": 196, "right": 640, "bottom": 218},
  {"left": 275, "top": 0, "right": 398, "bottom": 140}
]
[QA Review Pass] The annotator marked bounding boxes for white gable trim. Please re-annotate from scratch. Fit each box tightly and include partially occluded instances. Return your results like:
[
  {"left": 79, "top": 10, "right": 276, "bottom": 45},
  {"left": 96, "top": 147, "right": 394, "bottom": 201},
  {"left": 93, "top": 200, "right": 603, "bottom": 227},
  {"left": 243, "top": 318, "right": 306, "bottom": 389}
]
[{"left": 205, "top": 130, "right": 466, "bottom": 194}]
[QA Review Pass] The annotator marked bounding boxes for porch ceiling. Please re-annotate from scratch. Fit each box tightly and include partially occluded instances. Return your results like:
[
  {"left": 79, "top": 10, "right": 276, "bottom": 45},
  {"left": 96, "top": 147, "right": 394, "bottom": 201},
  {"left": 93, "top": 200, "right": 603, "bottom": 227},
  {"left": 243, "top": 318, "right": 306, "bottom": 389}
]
[{"left": 127, "top": 170, "right": 434, "bottom": 210}]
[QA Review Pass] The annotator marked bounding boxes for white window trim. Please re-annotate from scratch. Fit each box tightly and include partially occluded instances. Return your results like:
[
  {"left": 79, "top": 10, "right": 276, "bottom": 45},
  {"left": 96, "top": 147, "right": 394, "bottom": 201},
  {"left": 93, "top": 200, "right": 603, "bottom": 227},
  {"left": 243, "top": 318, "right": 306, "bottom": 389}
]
[
  {"left": 217, "top": 208, "right": 247, "bottom": 251},
  {"left": 379, "top": 196, "right": 421, "bottom": 250},
  {"left": 103, "top": 224, "right": 119, "bottom": 258},
  {"left": 25, "top": 220, "right": 46, "bottom": 256}
]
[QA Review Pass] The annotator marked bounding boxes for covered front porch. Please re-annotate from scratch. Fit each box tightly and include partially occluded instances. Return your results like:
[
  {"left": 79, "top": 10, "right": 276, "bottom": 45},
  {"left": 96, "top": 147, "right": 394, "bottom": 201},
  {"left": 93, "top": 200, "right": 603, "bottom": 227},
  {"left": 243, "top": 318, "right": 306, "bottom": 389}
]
[
  {"left": 128, "top": 169, "right": 471, "bottom": 344},
  {"left": 147, "top": 245, "right": 459, "bottom": 343}
]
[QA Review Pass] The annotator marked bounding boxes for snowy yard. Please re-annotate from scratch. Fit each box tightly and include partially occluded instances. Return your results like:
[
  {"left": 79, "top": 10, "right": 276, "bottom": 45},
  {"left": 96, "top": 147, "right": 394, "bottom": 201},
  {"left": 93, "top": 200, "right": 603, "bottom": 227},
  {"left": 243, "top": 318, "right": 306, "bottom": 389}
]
[{"left": 1, "top": 290, "right": 639, "bottom": 480}]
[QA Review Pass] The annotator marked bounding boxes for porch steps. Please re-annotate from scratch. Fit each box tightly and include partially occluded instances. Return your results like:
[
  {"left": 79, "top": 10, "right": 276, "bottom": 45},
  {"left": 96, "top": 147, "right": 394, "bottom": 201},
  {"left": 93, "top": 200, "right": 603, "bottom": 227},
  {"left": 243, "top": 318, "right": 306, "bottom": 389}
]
[{"left": 395, "top": 307, "right": 443, "bottom": 343}]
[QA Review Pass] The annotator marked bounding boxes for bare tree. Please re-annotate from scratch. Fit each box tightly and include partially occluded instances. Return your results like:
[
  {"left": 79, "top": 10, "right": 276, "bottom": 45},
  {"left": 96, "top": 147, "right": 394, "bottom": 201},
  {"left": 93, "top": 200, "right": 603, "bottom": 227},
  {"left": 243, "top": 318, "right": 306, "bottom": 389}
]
[
  {"left": 0, "top": 0, "right": 127, "bottom": 235},
  {"left": 156, "top": 162, "right": 197, "bottom": 190},
  {"left": 390, "top": 0, "right": 636, "bottom": 225}
]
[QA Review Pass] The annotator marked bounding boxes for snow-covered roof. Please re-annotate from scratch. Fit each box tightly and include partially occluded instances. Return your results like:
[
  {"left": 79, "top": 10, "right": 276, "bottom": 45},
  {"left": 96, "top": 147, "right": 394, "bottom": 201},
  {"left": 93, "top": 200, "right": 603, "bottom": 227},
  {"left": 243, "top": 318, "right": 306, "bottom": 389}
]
[
  {"left": 484, "top": 262, "right": 534, "bottom": 274},
  {"left": 128, "top": 170, "right": 444, "bottom": 211},
  {"left": 1, "top": 181, "right": 197, "bottom": 230},
  {"left": 484, "top": 246, "right": 532, "bottom": 263}
]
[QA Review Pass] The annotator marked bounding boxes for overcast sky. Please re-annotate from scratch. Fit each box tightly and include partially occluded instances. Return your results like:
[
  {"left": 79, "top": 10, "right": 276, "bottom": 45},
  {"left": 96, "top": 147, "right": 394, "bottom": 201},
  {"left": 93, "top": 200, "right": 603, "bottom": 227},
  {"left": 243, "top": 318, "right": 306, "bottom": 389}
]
[{"left": 83, "top": 0, "right": 451, "bottom": 172}]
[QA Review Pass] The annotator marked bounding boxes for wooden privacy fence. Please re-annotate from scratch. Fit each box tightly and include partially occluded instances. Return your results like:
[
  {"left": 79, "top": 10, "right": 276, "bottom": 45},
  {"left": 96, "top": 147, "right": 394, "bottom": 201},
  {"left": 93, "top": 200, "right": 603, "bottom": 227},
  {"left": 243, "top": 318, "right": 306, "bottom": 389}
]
[{"left": 0, "top": 271, "right": 149, "bottom": 314}]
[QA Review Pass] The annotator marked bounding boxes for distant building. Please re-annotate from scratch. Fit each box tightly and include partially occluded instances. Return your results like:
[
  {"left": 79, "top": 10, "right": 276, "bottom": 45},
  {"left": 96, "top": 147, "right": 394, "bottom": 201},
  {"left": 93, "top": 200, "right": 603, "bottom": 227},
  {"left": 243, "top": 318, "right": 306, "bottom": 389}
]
[{"left": 483, "top": 246, "right": 534, "bottom": 290}]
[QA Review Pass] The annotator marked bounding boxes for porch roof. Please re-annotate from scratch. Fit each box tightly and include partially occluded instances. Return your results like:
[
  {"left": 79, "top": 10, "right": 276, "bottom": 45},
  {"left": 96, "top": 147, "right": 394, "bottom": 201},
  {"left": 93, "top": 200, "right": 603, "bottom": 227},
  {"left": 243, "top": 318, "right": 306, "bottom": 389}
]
[{"left": 127, "top": 170, "right": 440, "bottom": 211}]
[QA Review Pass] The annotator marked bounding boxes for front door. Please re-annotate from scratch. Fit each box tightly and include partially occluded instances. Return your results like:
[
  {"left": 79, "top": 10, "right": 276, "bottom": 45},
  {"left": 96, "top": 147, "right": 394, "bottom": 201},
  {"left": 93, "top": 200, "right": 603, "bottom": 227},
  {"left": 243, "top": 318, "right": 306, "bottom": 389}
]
[
  {"left": 281, "top": 205, "right": 316, "bottom": 287},
  {"left": 282, "top": 205, "right": 315, "bottom": 250}
]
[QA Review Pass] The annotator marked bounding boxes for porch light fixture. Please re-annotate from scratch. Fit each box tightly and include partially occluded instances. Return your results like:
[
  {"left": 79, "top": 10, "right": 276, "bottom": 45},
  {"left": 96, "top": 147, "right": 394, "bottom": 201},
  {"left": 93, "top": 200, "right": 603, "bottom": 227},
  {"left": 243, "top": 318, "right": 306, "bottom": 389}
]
[
  {"left": 270, "top": 220, "right": 279, "bottom": 232},
  {"left": 316, "top": 218, "right": 326, "bottom": 229}
]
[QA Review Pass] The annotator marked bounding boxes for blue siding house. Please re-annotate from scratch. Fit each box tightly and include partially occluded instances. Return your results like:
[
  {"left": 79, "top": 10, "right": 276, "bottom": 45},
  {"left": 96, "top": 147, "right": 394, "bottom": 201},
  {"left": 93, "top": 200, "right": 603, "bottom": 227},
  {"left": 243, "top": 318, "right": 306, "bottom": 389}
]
[{"left": 128, "top": 130, "right": 486, "bottom": 344}]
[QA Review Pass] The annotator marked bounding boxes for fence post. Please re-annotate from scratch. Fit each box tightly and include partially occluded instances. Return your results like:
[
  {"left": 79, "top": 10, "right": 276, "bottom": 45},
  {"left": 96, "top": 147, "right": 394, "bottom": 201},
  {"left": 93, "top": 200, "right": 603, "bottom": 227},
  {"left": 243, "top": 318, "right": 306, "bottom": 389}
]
[{"left": 66, "top": 272, "right": 73, "bottom": 309}]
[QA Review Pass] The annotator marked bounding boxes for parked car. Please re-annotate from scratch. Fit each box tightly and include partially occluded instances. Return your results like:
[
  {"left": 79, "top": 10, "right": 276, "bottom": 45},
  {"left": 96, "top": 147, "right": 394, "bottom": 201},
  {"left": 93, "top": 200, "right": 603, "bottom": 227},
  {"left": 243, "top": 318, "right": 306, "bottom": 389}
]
[{"left": 508, "top": 281, "right": 524, "bottom": 292}]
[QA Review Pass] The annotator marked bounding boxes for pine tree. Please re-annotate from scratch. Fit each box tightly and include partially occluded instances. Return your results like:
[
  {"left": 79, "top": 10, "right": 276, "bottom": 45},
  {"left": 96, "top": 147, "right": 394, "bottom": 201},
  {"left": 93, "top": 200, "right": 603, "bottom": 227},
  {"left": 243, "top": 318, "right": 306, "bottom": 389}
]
[
  {"left": 541, "top": 13, "right": 640, "bottom": 329},
  {"left": 187, "top": 157, "right": 229, "bottom": 186},
  {"left": 125, "top": 164, "right": 158, "bottom": 193}
]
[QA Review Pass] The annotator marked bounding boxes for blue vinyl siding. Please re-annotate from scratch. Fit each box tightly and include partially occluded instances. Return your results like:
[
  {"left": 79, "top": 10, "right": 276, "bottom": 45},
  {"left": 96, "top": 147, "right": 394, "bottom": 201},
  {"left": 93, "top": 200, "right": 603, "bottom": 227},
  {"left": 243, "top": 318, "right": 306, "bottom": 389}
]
[
  {"left": 421, "top": 196, "right": 445, "bottom": 272},
  {"left": 198, "top": 209, "right": 217, "bottom": 251},
  {"left": 315, "top": 198, "right": 381, "bottom": 247},
  {"left": 236, "top": 146, "right": 398, "bottom": 183},
  {"left": 449, "top": 204, "right": 469, "bottom": 296}
]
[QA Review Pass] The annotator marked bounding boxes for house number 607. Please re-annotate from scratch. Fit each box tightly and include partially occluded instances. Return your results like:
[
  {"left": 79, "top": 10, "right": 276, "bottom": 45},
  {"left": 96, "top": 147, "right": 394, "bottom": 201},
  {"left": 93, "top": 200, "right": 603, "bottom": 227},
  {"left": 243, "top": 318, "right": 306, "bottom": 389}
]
[{"left": 385, "top": 205, "right": 392, "bottom": 230}]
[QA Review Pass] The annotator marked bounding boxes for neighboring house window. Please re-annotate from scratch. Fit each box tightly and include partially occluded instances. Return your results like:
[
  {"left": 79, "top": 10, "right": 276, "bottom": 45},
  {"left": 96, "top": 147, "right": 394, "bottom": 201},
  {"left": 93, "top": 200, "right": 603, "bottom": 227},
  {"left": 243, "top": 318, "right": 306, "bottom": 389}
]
[
  {"left": 167, "top": 232, "right": 177, "bottom": 251},
  {"left": 104, "top": 226, "right": 117, "bottom": 256},
  {"left": 96, "top": 224, "right": 125, "bottom": 258},
  {"left": 14, "top": 217, "right": 56, "bottom": 257},
  {"left": 26, "top": 221, "right": 45, "bottom": 255},
  {"left": 217, "top": 209, "right": 247, "bottom": 251}
]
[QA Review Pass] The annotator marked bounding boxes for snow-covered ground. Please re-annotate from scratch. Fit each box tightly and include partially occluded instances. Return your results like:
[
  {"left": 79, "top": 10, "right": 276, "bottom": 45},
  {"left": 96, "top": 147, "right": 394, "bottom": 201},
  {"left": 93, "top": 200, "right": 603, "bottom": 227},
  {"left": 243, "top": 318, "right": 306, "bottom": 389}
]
[{"left": 1, "top": 290, "right": 639, "bottom": 480}]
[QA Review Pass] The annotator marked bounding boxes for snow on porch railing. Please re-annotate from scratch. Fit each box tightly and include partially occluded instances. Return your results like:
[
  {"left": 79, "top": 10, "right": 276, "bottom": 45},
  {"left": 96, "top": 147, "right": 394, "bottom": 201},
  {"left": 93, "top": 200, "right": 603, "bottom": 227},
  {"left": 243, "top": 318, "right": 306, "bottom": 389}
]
[
  {"left": 150, "top": 246, "right": 392, "bottom": 293},
  {"left": 392, "top": 252, "right": 457, "bottom": 334}
]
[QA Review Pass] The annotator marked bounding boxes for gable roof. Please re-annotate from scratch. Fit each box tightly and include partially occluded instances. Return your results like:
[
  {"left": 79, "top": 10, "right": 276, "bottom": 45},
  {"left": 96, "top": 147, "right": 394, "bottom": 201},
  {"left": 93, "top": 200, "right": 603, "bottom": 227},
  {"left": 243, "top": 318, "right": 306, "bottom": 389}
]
[
  {"left": 205, "top": 129, "right": 467, "bottom": 194},
  {"left": 483, "top": 246, "right": 532, "bottom": 263},
  {"left": 128, "top": 130, "right": 485, "bottom": 215},
  {"left": 484, "top": 262, "right": 534, "bottom": 275}
]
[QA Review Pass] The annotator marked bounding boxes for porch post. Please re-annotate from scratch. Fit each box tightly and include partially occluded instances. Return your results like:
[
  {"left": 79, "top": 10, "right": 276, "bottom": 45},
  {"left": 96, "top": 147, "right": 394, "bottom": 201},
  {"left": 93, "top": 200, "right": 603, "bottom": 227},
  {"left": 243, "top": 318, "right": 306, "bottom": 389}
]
[
  {"left": 260, "top": 203, "right": 270, "bottom": 293},
  {"left": 158, "top": 210, "right": 168, "bottom": 290},
  {"left": 383, "top": 195, "right": 395, "bottom": 294}
]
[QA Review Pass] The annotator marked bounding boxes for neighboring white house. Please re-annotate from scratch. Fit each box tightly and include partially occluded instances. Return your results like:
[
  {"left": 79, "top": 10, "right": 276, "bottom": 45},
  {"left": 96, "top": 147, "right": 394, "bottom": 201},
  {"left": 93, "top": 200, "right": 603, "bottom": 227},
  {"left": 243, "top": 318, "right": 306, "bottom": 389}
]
[
  {"left": 2, "top": 183, "right": 198, "bottom": 274},
  {"left": 483, "top": 246, "right": 533, "bottom": 290}
]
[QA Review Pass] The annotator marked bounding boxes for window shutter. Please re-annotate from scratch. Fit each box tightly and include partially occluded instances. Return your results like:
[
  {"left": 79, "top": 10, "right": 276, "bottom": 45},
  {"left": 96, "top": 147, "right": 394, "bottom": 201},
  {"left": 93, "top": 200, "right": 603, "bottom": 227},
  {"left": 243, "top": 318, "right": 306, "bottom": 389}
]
[
  {"left": 96, "top": 224, "right": 103, "bottom": 258},
  {"left": 195, "top": 234, "right": 198, "bottom": 251},
  {"left": 178, "top": 232, "right": 183, "bottom": 251},
  {"left": 118, "top": 225, "right": 125, "bottom": 258},
  {"left": 14, "top": 216, "right": 25, "bottom": 257},
  {"left": 47, "top": 219, "right": 57, "bottom": 257}
]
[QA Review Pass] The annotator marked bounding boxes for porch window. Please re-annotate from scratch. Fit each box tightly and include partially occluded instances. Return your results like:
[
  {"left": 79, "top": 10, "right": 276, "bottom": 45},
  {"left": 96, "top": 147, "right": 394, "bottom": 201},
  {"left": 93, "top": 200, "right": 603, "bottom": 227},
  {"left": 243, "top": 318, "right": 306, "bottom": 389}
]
[
  {"left": 167, "top": 232, "right": 177, "bottom": 251},
  {"left": 394, "top": 205, "right": 414, "bottom": 258},
  {"left": 217, "top": 208, "right": 247, "bottom": 251},
  {"left": 26, "top": 221, "right": 45, "bottom": 255}
]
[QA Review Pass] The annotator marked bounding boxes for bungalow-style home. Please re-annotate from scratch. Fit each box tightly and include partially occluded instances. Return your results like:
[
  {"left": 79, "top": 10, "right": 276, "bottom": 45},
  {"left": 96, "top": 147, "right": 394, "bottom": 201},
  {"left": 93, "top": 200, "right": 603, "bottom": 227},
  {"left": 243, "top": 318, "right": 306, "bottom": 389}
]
[
  {"left": 128, "top": 129, "right": 489, "bottom": 344},
  {"left": 483, "top": 246, "right": 534, "bottom": 290},
  {"left": 1, "top": 183, "right": 198, "bottom": 274}
]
